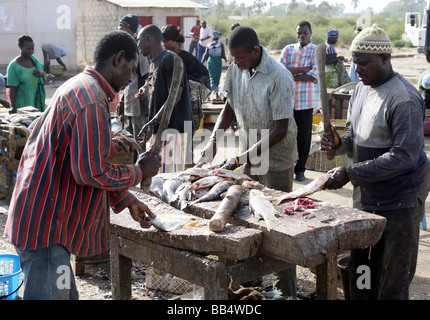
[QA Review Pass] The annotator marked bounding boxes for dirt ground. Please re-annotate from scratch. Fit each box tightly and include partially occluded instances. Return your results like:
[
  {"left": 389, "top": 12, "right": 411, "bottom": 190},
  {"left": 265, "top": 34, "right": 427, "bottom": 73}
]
[{"left": 1, "top": 47, "right": 430, "bottom": 300}]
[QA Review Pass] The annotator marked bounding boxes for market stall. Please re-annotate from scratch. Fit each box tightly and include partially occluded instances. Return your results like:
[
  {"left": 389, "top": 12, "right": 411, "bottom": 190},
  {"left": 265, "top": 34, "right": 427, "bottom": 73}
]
[{"left": 109, "top": 174, "right": 386, "bottom": 300}]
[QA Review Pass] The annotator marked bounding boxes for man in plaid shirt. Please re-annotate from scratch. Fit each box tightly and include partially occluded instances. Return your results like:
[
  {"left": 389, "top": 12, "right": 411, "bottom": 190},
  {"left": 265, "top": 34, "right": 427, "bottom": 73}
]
[{"left": 279, "top": 20, "right": 319, "bottom": 181}]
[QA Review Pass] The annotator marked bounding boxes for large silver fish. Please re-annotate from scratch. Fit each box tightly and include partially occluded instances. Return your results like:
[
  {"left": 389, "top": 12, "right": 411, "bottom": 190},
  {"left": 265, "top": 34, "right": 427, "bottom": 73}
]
[
  {"left": 271, "top": 172, "right": 332, "bottom": 206},
  {"left": 191, "top": 180, "right": 236, "bottom": 204},
  {"left": 176, "top": 182, "right": 192, "bottom": 210},
  {"left": 149, "top": 176, "right": 168, "bottom": 202},
  {"left": 249, "top": 189, "right": 279, "bottom": 230},
  {"left": 179, "top": 167, "right": 210, "bottom": 179},
  {"left": 205, "top": 168, "right": 251, "bottom": 181},
  {"left": 189, "top": 176, "right": 227, "bottom": 190},
  {"left": 163, "top": 178, "right": 184, "bottom": 204}
]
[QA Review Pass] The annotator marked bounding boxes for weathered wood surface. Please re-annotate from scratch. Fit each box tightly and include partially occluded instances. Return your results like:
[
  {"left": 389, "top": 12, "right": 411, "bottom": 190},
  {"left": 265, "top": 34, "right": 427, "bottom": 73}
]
[
  {"left": 110, "top": 234, "right": 232, "bottom": 300},
  {"left": 184, "top": 186, "right": 386, "bottom": 267},
  {"left": 110, "top": 191, "right": 263, "bottom": 261}
]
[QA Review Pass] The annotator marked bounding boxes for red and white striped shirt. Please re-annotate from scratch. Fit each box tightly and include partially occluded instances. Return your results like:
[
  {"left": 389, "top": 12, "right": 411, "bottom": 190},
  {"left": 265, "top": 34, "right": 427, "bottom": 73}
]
[{"left": 4, "top": 67, "right": 142, "bottom": 257}]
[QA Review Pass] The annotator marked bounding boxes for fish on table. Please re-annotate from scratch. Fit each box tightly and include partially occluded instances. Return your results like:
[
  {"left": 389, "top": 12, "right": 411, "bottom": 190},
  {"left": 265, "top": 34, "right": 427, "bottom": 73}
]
[
  {"left": 178, "top": 167, "right": 210, "bottom": 180},
  {"left": 149, "top": 176, "right": 169, "bottom": 203},
  {"left": 163, "top": 177, "right": 184, "bottom": 204},
  {"left": 191, "top": 180, "right": 236, "bottom": 205},
  {"left": 149, "top": 213, "right": 196, "bottom": 232},
  {"left": 176, "top": 182, "right": 192, "bottom": 210},
  {"left": 249, "top": 189, "right": 280, "bottom": 230},
  {"left": 270, "top": 172, "right": 332, "bottom": 206},
  {"left": 205, "top": 168, "right": 251, "bottom": 181},
  {"left": 189, "top": 176, "right": 228, "bottom": 190}
]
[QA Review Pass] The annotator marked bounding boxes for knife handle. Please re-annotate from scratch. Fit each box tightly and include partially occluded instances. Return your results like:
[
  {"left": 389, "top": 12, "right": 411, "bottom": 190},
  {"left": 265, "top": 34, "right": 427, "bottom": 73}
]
[{"left": 324, "top": 132, "right": 336, "bottom": 161}]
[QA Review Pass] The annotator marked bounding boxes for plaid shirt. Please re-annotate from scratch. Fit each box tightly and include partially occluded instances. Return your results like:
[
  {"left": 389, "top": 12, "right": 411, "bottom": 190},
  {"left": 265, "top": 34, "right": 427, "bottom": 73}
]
[
  {"left": 279, "top": 42, "right": 319, "bottom": 110},
  {"left": 4, "top": 67, "right": 142, "bottom": 257}
]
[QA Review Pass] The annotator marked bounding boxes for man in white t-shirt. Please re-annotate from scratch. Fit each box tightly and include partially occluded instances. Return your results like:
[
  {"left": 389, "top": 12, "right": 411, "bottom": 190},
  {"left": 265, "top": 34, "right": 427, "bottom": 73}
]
[{"left": 197, "top": 21, "right": 212, "bottom": 62}]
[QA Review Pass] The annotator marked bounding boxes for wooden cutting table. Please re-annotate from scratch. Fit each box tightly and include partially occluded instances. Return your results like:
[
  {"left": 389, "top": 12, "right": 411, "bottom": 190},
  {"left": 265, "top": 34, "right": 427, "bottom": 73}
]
[{"left": 109, "top": 184, "right": 386, "bottom": 300}]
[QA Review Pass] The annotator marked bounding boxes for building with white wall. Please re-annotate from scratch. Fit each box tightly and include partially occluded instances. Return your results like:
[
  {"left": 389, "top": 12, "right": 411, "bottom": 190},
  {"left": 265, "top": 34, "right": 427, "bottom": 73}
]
[
  {"left": 77, "top": 0, "right": 206, "bottom": 67},
  {"left": 0, "top": 0, "right": 206, "bottom": 72}
]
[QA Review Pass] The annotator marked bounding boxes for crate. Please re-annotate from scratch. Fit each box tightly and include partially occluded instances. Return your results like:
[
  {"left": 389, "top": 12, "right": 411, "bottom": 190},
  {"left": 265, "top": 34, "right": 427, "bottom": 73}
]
[
  {"left": 306, "top": 151, "right": 349, "bottom": 172},
  {"left": 0, "top": 254, "right": 22, "bottom": 300},
  {"left": 0, "top": 125, "right": 30, "bottom": 204},
  {"left": 146, "top": 267, "right": 202, "bottom": 295}
]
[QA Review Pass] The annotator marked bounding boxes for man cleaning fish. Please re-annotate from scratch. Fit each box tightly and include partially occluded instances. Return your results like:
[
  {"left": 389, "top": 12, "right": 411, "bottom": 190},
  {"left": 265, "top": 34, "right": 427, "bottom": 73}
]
[
  {"left": 143, "top": 25, "right": 430, "bottom": 301},
  {"left": 3, "top": 15, "right": 429, "bottom": 302}
]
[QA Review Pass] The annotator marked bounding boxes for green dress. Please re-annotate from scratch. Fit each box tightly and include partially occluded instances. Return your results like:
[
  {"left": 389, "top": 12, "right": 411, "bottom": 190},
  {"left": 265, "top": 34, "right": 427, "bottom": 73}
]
[
  {"left": 6, "top": 55, "right": 46, "bottom": 111},
  {"left": 206, "top": 42, "right": 223, "bottom": 91}
]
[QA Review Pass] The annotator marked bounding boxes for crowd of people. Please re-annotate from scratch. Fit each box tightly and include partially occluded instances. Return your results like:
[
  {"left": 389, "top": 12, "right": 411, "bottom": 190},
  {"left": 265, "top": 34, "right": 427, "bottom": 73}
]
[{"left": 1, "top": 15, "right": 429, "bottom": 302}]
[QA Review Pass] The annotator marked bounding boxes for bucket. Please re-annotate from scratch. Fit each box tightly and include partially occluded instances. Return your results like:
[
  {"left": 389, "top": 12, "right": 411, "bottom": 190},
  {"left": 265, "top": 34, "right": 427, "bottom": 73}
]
[
  {"left": 0, "top": 254, "right": 22, "bottom": 300},
  {"left": 337, "top": 254, "right": 350, "bottom": 300}
]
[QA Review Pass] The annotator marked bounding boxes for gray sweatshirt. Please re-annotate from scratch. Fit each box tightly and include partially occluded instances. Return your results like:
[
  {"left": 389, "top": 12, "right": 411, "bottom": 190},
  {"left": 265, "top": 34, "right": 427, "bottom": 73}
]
[{"left": 336, "top": 72, "right": 430, "bottom": 211}]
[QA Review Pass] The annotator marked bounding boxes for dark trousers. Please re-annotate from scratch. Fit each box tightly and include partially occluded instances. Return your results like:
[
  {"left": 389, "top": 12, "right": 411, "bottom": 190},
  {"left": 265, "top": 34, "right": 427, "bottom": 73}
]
[
  {"left": 293, "top": 108, "right": 313, "bottom": 174},
  {"left": 189, "top": 41, "right": 198, "bottom": 58},
  {"left": 42, "top": 50, "right": 51, "bottom": 73},
  {"left": 197, "top": 43, "right": 206, "bottom": 63},
  {"left": 348, "top": 200, "right": 424, "bottom": 300},
  {"left": 243, "top": 165, "right": 297, "bottom": 298}
]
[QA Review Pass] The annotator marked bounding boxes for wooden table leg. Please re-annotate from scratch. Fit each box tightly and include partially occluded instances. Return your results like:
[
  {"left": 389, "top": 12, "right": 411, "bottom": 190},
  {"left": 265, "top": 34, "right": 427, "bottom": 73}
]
[
  {"left": 316, "top": 254, "right": 338, "bottom": 300},
  {"left": 70, "top": 254, "right": 85, "bottom": 276},
  {"left": 110, "top": 235, "right": 132, "bottom": 300}
]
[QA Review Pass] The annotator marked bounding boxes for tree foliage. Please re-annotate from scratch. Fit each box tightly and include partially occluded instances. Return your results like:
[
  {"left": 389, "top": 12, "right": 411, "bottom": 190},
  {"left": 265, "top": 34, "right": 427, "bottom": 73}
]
[{"left": 195, "top": 0, "right": 428, "bottom": 50}]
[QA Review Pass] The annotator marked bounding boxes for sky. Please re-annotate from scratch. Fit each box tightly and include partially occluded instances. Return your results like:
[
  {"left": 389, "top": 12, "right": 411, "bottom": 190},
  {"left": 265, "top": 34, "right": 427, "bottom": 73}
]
[{"left": 236, "top": 0, "right": 391, "bottom": 14}]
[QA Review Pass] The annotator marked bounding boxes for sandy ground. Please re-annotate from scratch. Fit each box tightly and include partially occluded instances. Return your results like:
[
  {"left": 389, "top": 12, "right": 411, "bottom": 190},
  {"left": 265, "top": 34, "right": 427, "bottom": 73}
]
[{"left": 1, "top": 47, "right": 430, "bottom": 300}]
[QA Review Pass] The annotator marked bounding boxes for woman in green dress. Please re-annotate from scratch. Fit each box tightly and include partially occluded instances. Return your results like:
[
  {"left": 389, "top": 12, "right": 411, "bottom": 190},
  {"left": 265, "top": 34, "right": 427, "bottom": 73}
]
[
  {"left": 201, "top": 31, "right": 227, "bottom": 103},
  {"left": 7, "top": 35, "right": 46, "bottom": 113}
]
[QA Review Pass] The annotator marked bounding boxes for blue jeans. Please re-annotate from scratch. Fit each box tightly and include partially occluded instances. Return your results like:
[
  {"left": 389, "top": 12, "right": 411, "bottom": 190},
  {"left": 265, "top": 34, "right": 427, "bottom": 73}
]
[
  {"left": 15, "top": 244, "right": 79, "bottom": 300},
  {"left": 197, "top": 43, "right": 206, "bottom": 63}
]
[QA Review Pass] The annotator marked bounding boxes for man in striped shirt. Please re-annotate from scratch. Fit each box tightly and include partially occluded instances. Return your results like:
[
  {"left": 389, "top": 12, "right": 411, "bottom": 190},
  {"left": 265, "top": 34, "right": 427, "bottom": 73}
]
[
  {"left": 279, "top": 21, "right": 319, "bottom": 182},
  {"left": 196, "top": 26, "right": 298, "bottom": 299},
  {"left": 4, "top": 31, "right": 161, "bottom": 300}
]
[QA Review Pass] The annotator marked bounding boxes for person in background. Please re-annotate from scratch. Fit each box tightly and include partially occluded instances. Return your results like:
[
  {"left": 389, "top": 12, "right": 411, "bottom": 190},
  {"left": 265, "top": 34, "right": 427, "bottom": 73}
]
[
  {"left": 196, "top": 26, "right": 298, "bottom": 299},
  {"left": 197, "top": 21, "right": 212, "bottom": 63},
  {"left": 201, "top": 31, "right": 227, "bottom": 104},
  {"left": 279, "top": 20, "right": 319, "bottom": 182},
  {"left": 227, "top": 23, "right": 240, "bottom": 64},
  {"left": 41, "top": 43, "right": 67, "bottom": 75},
  {"left": 325, "top": 28, "right": 350, "bottom": 88},
  {"left": 189, "top": 19, "right": 201, "bottom": 58},
  {"left": 0, "top": 74, "right": 10, "bottom": 109},
  {"left": 7, "top": 35, "right": 46, "bottom": 113},
  {"left": 321, "top": 25, "right": 430, "bottom": 299},
  {"left": 418, "top": 74, "right": 430, "bottom": 109},
  {"left": 137, "top": 25, "right": 194, "bottom": 173},
  {"left": 116, "top": 14, "right": 151, "bottom": 148},
  {"left": 161, "top": 24, "right": 210, "bottom": 137},
  {"left": 348, "top": 26, "right": 362, "bottom": 83},
  {"left": 4, "top": 30, "right": 162, "bottom": 300}
]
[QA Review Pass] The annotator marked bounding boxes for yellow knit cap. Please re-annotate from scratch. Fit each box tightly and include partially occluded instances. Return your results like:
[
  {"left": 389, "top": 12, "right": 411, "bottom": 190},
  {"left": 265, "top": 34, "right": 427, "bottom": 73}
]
[{"left": 350, "top": 24, "right": 392, "bottom": 54}]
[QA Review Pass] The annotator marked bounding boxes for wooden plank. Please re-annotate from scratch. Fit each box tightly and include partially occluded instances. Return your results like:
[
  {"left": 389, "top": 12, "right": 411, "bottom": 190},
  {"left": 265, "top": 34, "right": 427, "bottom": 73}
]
[
  {"left": 316, "top": 255, "right": 338, "bottom": 300},
  {"left": 110, "top": 191, "right": 263, "bottom": 261},
  {"left": 111, "top": 234, "right": 229, "bottom": 299},
  {"left": 184, "top": 187, "right": 386, "bottom": 267},
  {"left": 110, "top": 235, "right": 132, "bottom": 300}
]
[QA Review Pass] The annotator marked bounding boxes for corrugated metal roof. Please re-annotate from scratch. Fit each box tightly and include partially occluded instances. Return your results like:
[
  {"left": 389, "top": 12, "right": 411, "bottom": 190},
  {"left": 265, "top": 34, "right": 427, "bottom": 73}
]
[{"left": 106, "top": 0, "right": 208, "bottom": 9}]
